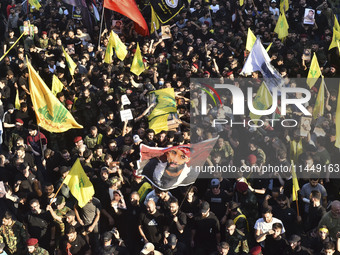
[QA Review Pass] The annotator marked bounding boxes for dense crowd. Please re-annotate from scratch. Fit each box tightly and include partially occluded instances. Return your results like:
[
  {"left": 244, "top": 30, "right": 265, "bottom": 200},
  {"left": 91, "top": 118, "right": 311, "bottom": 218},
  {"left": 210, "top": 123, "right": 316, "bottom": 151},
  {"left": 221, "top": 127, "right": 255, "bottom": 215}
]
[{"left": 0, "top": 0, "right": 339, "bottom": 255}]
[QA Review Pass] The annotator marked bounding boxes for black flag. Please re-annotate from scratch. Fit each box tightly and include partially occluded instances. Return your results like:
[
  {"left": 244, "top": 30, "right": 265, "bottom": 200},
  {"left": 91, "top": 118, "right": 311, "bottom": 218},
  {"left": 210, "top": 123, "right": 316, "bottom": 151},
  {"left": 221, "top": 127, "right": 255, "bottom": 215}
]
[{"left": 150, "top": 0, "right": 184, "bottom": 23}]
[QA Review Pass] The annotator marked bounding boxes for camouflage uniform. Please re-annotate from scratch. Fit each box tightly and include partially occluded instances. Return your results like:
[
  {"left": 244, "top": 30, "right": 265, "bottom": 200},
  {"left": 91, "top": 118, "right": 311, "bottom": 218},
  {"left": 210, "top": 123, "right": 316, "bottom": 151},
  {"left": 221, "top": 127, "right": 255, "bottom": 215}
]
[
  {"left": 0, "top": 220, "right": 27, "bottom": 255},
  {"left": 54, "top": 206, "right": 71, "bottom": 235},
  {"left": 225, "top": 228, "right": 249, "bottom": 254},
  {"left": 30, "top": 246, "right": 49, "bottom": 255}
]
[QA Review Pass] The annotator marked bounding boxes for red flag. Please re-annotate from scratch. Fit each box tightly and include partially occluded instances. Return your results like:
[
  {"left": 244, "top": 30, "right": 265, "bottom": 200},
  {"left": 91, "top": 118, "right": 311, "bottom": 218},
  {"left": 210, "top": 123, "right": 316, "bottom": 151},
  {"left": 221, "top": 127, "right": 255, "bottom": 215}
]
[{"left": 103, "top": 0, "right": 149, "bottom": 36}]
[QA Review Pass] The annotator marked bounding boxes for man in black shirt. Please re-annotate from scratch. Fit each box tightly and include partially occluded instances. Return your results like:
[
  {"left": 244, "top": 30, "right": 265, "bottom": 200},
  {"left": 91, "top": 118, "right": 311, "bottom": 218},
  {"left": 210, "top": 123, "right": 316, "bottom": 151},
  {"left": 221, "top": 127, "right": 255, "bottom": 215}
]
[
  {"left": 138, "top": 199, "right": 166, "bottom": 247},
  {"left": 305, "top": 190, "right": 326, "bottom": 233},
  {"left": 165, "top": 198, "right": 187, "bottom": 243},
  {"left": 60, "top": 226, "right": 91, "bottom": 255},
  {"left": 262, "top": 223, "right": 288, "bottom": 255},
  {"left": 191, "top": 201, "right": 221, "bottom": 255}
]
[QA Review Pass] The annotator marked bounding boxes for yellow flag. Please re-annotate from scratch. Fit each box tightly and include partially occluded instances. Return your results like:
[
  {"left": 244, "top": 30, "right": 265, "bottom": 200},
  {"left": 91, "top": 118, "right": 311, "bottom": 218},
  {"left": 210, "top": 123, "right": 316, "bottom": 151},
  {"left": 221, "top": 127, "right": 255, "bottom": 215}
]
[
  {"left": 312, "top": 77, "right": 325, "bottom": 119},
  {"left": 291, "top": 162, "right": 300, "bottom": 201},
  {"left": 335, "top": 84, "right": 340, "bottom": 148},
  {"left": 280, "top": 0, "right": 289, "bottom": 13},
  {"left": 246, "top": 28, "right": 257, "bottom": 51},
  {"left": 104, "top": 32, "right": 114, "bottom": 64},
  {"left": 290, "top": 139, "right": 303, "bottom": 164},
  {"left": 240, "top": 0, "right": 244, "bottom": 6},
  {"left": 63, "top": 158, "right": 95, "bottom": 208},
  {"left": 62, "top": 47, "right": 77, "bottom": 76},
  {"left": 130, "top": 43, "right": 145, "bottom": 76},
  {"left": 329, "top": 27, "right": 340, "bottom": 50},
  {"left": 266, "top": 42, "right": 273, "bottom": 52},
  {"left": 148, "top": 88, "right": 177, "bottom": 134},
  {"left": 15, "top": 89, "right": 20, "bottom": 110},
  {"left": 249, "top": 82, "right": 273, "bottom": 124},
  {"left": 307, "top": 53, "right": 321, "bottom": 88},
  {"left": 27, "top": 59, "right": 83, "bottom": 132},
  {"left": 274, "top": 12, "right": 289, "bottom": 40},
  {"left": 151, "top": 6, "right": 160, "bottom": 34},
  {"left": 52, "top": 75, "right": 64, "bottom": 96},
  {"left": 334, "top": 15, "right": 340, "bottom": 32},
  {"left": 29, "top": 0, "right": 41, "bottom": 10},
  {"left": 112, "top": 31, "right": 127, "bottom": 61}
]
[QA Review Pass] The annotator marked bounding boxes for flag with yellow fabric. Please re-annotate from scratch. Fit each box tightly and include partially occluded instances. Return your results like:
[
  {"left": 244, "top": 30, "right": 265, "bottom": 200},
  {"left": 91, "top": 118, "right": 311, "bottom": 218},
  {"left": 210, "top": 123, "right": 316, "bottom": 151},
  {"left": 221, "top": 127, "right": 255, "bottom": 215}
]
[
  {"left": 329, "top": 27, "right": 340, "bottom": 50},
  {"left": 151, "top": 6, "right": 160, "bottom": 34},
  {"left": 335, "top": 84, "right": 340, "bottom": 148},
  {"left": 104, "top": 31, "right": 115, "bottom": 64},
  {"left": 249, "top": 82, "right": 273, "bottom": 124},
  {"left": 130, "top": 43, "right": 145, "bottom": 76},
  {"left": 112, "top": 31, "right": 127, "bottom": 61},
  {"left": 334, "top": 15, "right": 340, "bottom": 32},
  {"left": 266, "top": 42, "right": 273, "bottom": 52},
  {"left": 15, "top": 89, "right": 20, "bottom": 110},
  {"left": 246, "top": 28, "right": 257, "bottom": 52},
  {"left": 63, "top": 158, "right": 94, "bottom": 208},
  {"left": 291, "top": 161, "right": 300, "bottom": 201},
  {"left": 280, "top": 0, "right": 289, "bottom": 13},
  {"left": 312, "top": 77, "right": 325, "bottom": 119},
  {"left": 52, "top": 75, "right": 64, "bottom": 96},
  {"left": 240, "top": 0, "right": 244, "bottom": 6},
  {"left": 62, "top": 47, "right": 77, "bottom": 76},
  {"left": 27, "top": 59, "right": 83, "bottom": 132},
  {"left": 274, "top": 12, "right": 289, "bottom": 40},
  {"left": 29, "top": 0, "right": 41, "bottom": 10},
  {"left": 306, "top": 53, "right": 321, "bottom": 88},
  {"left": 148, "top": 88, "right": 177, "bottom": 134}
]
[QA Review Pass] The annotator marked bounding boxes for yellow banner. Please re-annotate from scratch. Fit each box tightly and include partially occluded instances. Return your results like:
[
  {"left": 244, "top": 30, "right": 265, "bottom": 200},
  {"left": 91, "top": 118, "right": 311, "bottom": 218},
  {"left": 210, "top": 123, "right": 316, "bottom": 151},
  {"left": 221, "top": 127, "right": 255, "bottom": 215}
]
[
  {"left": 27, "top": 59, "right": 83, "bottom": 132},
  {"left": 63, "top": 158, "right": 94, "bottom": 208},
  {"left": 130, "top": 43, "right": 145, "bottom": 76}
]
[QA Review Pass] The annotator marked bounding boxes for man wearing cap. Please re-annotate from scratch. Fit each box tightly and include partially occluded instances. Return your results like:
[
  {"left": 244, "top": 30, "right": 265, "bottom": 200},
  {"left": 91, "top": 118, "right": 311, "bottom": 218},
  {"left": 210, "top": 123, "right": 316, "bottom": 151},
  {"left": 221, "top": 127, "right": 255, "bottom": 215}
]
[
  {"left": 47, "top": 196, "right": 71, "bottom": 236},
  {"left": 8, "top": 118, "right": 27, "bottom": 153},
  {"left": 0, "top": 211, "right": 27, "bottom": 255},
  {"left": 26, "top": 238, "right": 49, "bottom": 255},
  {"left": 99, "top": 230, "right": 129, "bottom": 255},
  {"left": 72, "top": 136, "right": 86, "bottom": 156},
  {"left": 205, "top": 178, "right": 231, "bottom": 221},
  {"left": 191, "top": 201, "right": 221, "bottom": 255},
  {"left": 250, "top": 246, "right": 262, "bottom": 255},
  {"left": 228, "top": 201, "right": 249, "bottom": 234},
  {"left": 140, "top": 242, "right": 163, "bottom": 255},
  {"left": 163, "top": 234, "right": 187, "bottom": 255},
  {"left": 318, "top": 200, "right": 340, "bottom": 240},
  {"left": 284, "top": 234, "right": 310, "bottom": 255}
]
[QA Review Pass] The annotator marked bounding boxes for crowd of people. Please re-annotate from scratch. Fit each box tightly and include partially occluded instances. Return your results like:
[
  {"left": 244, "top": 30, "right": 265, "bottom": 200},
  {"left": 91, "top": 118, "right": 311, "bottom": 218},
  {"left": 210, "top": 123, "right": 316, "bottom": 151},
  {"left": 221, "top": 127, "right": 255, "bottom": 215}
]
[{"left": 0, "top": 0, "right": 339, "bottom": 254}]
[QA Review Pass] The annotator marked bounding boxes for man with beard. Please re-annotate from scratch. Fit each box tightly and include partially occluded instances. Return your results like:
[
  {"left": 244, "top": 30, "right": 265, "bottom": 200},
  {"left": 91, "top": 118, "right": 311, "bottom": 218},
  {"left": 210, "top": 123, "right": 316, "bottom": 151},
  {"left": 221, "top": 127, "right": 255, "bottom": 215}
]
[
  {"left": 318, "top": 200, "right": 340, "bottom": 239},
  {"left": 140, "top": 146, "right": 190, "bottom": 190},
  {"left": 165, "top": 198, "right": 187, "bottom": 243},
  {"left": 59, "top": 226, "right": 91, "bottom": 255}
]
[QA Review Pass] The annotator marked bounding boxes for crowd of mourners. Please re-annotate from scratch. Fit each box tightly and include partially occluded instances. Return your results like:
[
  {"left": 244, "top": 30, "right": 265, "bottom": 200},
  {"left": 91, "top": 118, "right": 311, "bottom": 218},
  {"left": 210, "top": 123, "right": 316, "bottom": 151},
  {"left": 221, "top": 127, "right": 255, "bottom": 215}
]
[{"left": 0, "top": 0, "right": 339, "bottom": 254}]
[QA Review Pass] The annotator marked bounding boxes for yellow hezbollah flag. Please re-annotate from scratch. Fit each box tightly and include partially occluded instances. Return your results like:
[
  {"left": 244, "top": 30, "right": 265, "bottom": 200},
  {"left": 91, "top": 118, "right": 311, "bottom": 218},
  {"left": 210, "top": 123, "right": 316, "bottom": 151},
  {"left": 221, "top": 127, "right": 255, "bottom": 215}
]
[
  {"left": 52, "top": 75, "right": 64, "bottom": 96},
  {"left": 104, "top": 31, "right": 115, "bottom": 64},
  {"left": 313, "top": 77, "right": 325, "bottom": 119},
  {"left": 334, "top": 15, "right": 340, "bottom": 32},
  {"left": 112, "top": 31, "right": 127, "bottom": 61},
  {"left": 27, "top": 59, "right": 83, "bottom": 132},
  {"left": 240, "top": 0, "right": 244, "bottom": 6},
  {"left": 274, "top": 12, "right": 289, "bottom": 40},
  {"left": 29, "top": 0, "right": 41, "bottom": 10},
  {"left": 280, "top": 0, "right": 289, "bottom": 13},
  {"left": 148, "top": 88, "right": 177, "bottom": 134},
  {"left": 246, "top": 28, "right": 257, "bottom": 52},
  {"left": 249, "top": 82, "right": 273, "bottom": 124},
  {"left": 329, "top": 27, "right": 340, "bottom": 50},
  {"left": 307, "top": 53, "right": 321, "bottom": 88},
  {"left": 291, "top": 161, "right": 300, "bottom": 201},
  {"left": 290, "top": 138, "right": 303, "bottom": 164},
  {"left": 15, "top": 89, "right": 20, "bottom": 110},
  {"left": 63, "top": 158, "right": 94, "bottom": 208},
  {"left": 131, "top": 43, "right": 145, "bottom": 76},
  {"left": 151, "top": 6, "right": 160, "bottom": 34},
  {"left": 335, "top": 84, "right": 340, "bottom": 148},
  {"left": 62, "top": 47, "right": 77, "bottom": 76},
  {"left": 266, "top": 42, "right": 273, "bottom": 52}
]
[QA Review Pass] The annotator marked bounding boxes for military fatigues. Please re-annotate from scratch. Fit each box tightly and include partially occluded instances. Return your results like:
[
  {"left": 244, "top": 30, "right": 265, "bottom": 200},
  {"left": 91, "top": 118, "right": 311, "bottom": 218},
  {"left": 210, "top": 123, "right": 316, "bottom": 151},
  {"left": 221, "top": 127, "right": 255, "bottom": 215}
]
[
  {"left": 225, "top": 229, "right": 249, "bottom": 254},
  {"left": 0, "top": 220, "right": 28, "bottom": 255},
  {"left": 30, "top": 246, "right": 49, "bottom": 255}
]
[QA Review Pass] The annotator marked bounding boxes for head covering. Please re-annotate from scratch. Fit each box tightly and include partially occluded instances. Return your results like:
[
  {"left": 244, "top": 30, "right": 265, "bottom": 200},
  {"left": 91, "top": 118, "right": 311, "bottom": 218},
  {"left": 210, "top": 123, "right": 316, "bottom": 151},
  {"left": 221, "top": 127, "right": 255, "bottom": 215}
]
[
  {"left": 229, "top": 201, "right": 241, "bottom": 210},
  {"left": 103, "top": 231, "right": 113, "bottom": 241},
  {"left": 65, "top": 100, "right": 73, "bottom": 105},
  {"left": 133, "top": 134, "right": 142, "bottom": 143},
  {"left": 15, "top": 119, "right": 24, "bottom": 125},
  {"left": 66, "top": 210, "right": 75, "bottom": 217},
  {"left": 7, "top": 104, "right": 14, "bottom": 110},
  {"left": 236, "top": 182, "right": 248, "bottom": 193},
  {"left": 27, "top": 238, "right": 38, "bottom": 246},
  {"left": 200, "top": 201, "right": 210, "bottom": 213},
  {"left": 248, "top": 154, "right": 257, "bottom": 164},
  {"left": 288, "top": 235, "right": 301, "bottom": 243},
  {"left": 42, "top": 31, "right": 47, "bottom": 35},
  {"left": 141, "top": 243, "right": 155, "bottom": 254},
  {"left": 73, "top": 136, "right": 82, "bottom": 143},
  {"left": 55, "top": 196, "right": 65, "bottom": 205},
  {"left": 167, "top": 234, "right": 177, "bottom": 246},
  {"left": 211, "top": 178, "right": 220, "bottom": 188},
  {"left": 250, "top": 246, "right": 262, "bottom": 255}
]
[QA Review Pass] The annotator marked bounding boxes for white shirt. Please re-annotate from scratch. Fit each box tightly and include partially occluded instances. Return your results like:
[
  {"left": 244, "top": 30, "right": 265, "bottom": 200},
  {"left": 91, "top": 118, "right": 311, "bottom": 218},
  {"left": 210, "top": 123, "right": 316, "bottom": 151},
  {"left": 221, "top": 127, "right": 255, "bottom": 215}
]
[{"left": 254, "top": 217, "right": 285, "bottom": 234}]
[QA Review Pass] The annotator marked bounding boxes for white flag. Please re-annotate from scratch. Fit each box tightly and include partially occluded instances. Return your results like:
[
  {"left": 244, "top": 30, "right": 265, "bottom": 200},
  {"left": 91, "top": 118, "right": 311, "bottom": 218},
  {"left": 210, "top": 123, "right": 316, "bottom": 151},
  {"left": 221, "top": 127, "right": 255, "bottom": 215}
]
[{"left": 241, "top": 38, "right": 284, "bottom": 92}]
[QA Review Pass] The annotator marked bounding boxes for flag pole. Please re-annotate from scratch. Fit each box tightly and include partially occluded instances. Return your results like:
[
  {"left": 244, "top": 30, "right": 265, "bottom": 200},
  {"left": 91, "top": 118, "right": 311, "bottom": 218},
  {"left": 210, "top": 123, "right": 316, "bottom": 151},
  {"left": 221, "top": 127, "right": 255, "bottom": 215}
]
[
  {"left": 295, "top": 188, "right": 299, "bottom": 217},
  {"left": 49, "top": 183, "right": 64, "bottom": 206},
  {"left": 98, "top": 5, "right": 105, "bottom": 51}
]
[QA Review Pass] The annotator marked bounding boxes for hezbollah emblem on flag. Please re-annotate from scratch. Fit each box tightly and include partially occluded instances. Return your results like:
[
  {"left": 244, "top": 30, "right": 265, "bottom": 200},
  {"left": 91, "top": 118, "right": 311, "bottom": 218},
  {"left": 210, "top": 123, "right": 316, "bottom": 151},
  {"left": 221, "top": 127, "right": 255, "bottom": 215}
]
[{"left": 166, "top": 0, "right": 178, "bottom": 8}]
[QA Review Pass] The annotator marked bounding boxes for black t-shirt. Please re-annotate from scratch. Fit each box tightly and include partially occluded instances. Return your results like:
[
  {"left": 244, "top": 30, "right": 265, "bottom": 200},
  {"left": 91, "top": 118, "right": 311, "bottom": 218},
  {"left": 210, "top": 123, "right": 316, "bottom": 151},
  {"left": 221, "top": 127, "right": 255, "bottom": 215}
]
[
  {"left": 272, "top": 206, "right": 297, "bottom": 237},
  {"left": 60, "top": 234, "right": 90, "bottom": 255},
  {"left": 138, "top": 210, "right": 165, "bottom": 244},
  {"left": 192, "top": 212, "right": 220, "bottom": 248},
  {"left": 264, "top": 235, "right": 288, "bottom": 255},
  {"left": 25, "top": 210, "right": 52, "bottom": 240},
  {"left": 166, "top": 210, "right": 187, "bottom": 239},
  {"left": 204, "top": 189, "right": 231, "bottom": 220}
]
